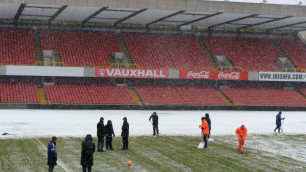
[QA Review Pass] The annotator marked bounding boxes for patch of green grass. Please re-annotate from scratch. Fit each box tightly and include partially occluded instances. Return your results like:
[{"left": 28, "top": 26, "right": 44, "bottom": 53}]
[{"left": 1, "top": 135, "right": 305, "bottom": 172}]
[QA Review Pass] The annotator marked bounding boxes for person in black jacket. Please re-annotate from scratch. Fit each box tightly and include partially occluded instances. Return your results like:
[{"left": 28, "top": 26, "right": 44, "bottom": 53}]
[
  {"left": 81, "top": 134, "right": 95, "bottom": 172},
  {"left": 149, "top": 112, "right": 159, "bottom": 135},
  {"left": 205, "top": 113, "right": 211, "bottom": 139},
  {"left": 121, "top": 117, "right": 129, "bottom": 150},
  {"left": 97, "top": 117, "right": 106, "bottom": 152},
  {"left": 105, "top": 120, "right": 115, "bottom": 150}
]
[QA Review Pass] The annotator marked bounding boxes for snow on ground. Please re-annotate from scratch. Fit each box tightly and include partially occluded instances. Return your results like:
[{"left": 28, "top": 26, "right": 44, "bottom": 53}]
[
  {"left": 1, "top": 109, "right": 305, "bottom": 163},
  {"left": 0, "top": 110, "right": 305, "bottom": 137}
]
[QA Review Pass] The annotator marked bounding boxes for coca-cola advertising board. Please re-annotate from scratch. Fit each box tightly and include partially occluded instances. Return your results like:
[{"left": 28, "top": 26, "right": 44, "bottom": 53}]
[
  {"left": 179, "top": 70, "right": 248, "bottom": 80},
  {"left": 95, "top": 68, "right": 169, "bottom": 79}
]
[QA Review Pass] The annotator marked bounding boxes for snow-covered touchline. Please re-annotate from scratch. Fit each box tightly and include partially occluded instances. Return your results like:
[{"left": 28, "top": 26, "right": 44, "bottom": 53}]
[{"left": 0, "top": 110, "right": 305, "bottom": 137}]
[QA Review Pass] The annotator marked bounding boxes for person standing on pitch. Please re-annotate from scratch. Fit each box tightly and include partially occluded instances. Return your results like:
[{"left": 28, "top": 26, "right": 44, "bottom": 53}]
[
  {"left": 97, "top": 117, "right": 106, "bottom": 152},
  {"left": 205, "top": 113, "right": 211, "bottom": 139},
  {"left": 47, "top": 136, "right": 57, "bottom": 172},
  {"left": 199, "top": 117, "right": 209, "bottom": 148},
  {"left": 149, "top": 112, "right": 159, "bottom": 136},
  {"left": 274, "top": 111, "right": 285, "bottom": 133},
  {"left": 235, "top": 125, "right": 247, "bottom": 153},
  {"left": 121, "top": 117, "right": 129, "bottom": 150},
  {"left": 81, "top": 134, "right": 95, "bottom": 172},
  {"left": 105, "top": 120, "right": 115, "bottom": 150}
]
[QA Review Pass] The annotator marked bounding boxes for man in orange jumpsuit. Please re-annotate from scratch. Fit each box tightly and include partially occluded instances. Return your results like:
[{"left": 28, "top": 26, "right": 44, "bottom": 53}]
[
  {"left": 199, "top": 117, "right": 210, "bottom": 148},
  {"left": 235, "top": 125, "right": 247, "bottom": 153}
]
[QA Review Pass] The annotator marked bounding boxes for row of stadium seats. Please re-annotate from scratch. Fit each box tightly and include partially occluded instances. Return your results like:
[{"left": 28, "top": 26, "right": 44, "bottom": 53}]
[
  {"left": 40, "top": 30, "right": 121, "bottom": 67},
  {"left": 202, "top": 36, "right": 281, "bottom": 71},
  {"left": 221, "top": 86, "right": 306, "bottom": 106},
  {"left": 123, "top": 33, "right": 214, "bottom": 69},
  {"left": 276, "top": 39, "right": 306, "bottom": 69},
  {"left": 135, "top": 85, "right": 228, "bottom": 105},
  {"left": 1, "top": 28, "right": 306, "bottom": 71},
  {"left": 0, "top": 81, "right": 305, "bottom": 106},
  {"left": 0, "top": 29, "right": 36, "bottom": 65},
  {"left": 44, "top": 83, "right": 136, "bottom": 104},
  {"left": 0, "top": 82, "right": 39, "bottom": 103}
]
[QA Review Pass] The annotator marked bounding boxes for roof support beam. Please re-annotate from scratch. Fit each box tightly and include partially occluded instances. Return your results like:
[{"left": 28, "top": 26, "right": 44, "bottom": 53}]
[
  {"left": 13, "top": 3, "right": 26, "bottom": 25},
  {"left": 176, "top": 12, "right": 223, "bottom": 28},
  {"left": 207, "top": 14, "right": 258, "bottom": 29},
  {"left": 238, "top": 16, "right": 292, "bottom": 29},
  {"left": 269, "top": 21, "right": 306, "bottom": 30},
  {"left": 146, "top": 10, "right": 185, "bottom": 28},
  {"left": 81, "top": 7, "right": 108, "bottom": 26},
  {"left": 114, "top": 9, "right": 147, "bottom": 27},
  {"left": 48, "top": 5, "right": 67, "bottom": 26}
]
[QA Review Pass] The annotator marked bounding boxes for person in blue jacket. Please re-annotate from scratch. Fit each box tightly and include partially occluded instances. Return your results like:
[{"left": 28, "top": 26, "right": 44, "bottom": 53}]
[
  {"left": 274, "top": 111, "right": 285, "bottom": 133},
  {"left": 205, "top": 113, "right": 211, "bottom": 139},
  {"left": 47, "top": 136, "right": 57, "bottom": 172}
]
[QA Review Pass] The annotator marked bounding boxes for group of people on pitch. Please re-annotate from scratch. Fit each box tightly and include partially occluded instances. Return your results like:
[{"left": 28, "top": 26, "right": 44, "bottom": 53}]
[
  {"left": 47, "top": 116, "right": 130, "bottom": 172},
  {"left": 199, "top": 111, "right": 285, "bottom": 153}
]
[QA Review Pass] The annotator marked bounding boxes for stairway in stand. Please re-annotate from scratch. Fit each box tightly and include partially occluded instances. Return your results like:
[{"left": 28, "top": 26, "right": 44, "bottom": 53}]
[
  {"left": 116, "top": 33, "right": 136, "bottom": 68},
  {"left": 128, "top": 87, "right": 143, "bottom": 105},
  {"left": 196, "top": 37, "right": 218, "bottom": 70},
  {"left": 32, "top": 30, "right": 44, "bottom": 66},
  {"left": 37, "top": 87, "right": 48, "bottom": 105}
]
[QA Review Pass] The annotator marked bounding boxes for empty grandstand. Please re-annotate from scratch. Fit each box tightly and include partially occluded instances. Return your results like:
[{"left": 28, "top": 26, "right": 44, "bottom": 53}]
[{"left": 0, "top": 0, "right": 305, "bottom": 110}]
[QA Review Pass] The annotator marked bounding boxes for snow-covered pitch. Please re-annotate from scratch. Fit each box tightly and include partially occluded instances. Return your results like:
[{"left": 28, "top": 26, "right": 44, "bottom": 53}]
[{"left": 1, "top": 110, "right": 305, "bottom": 162}]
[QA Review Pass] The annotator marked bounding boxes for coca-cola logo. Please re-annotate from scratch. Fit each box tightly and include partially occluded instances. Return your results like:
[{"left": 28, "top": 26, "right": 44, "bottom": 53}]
[
  {"left": 99, "top": 69, "right": 105, "bottom": 76},
  {"left": 218, "top": 72, "right": 240, "bottom": 80},
  {"left": 187, "top": 71, "right": 210, "bottom": 79}
]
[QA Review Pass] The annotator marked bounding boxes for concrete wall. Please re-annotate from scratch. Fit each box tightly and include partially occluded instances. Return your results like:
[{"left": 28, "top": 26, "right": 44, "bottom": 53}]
[
  {"left": 1, "top": 0, "right": 306, "bottom": 17},
  {"left": 298, "top": 31, "right": 306, "bottom": 44},
  {"left": 0, "top": 65, "right": 5, "bottom": 75}
]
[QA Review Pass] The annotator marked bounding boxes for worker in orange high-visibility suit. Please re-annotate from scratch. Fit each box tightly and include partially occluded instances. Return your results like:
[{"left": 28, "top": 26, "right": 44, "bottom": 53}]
[
  {"left": 199, "top": 117, "right": 210, "bottom": 148},
  {"left": 235, "top": 125, "right": 247, "bottom": 153}
]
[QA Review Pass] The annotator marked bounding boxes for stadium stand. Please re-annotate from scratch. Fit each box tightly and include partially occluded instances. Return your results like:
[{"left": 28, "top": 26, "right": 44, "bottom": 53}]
[
  {"left": 87, "top": 83, "right": 136, "bottom": 104},
  {"left": 135, "top": 84, "right": 227, "bottom": 105},
  {"left": 202, "top": 36, "right": 281, "bottom": 71},
  {"left": 0, "top": 29, "right": 35, "bottom": 65},
  {"left": 275, "top": 39, "right": 306, "bottom": 69},
  {"left": 175, "top": 85, "right": 228, "bottom": 105},
  {"left": 40, "top": 30, "right": 121, "bottom": 67},
  {"left": 299, "top": 87, "right": 306, "bottom": 97},
  {"left": 221, "top": 86, "right": 306, "bottom": 106},
  {"left": 44, "top": 83, "right": 92, "bottom": 104},
  {"left": 44, "top": 83, "right": 135, "bottom": 104},
  {"left": 0, "top": 82, "right": 39, "bottom": 103},
  {"left": 123, "top": 33, "right": 213, "bottom": 69}
]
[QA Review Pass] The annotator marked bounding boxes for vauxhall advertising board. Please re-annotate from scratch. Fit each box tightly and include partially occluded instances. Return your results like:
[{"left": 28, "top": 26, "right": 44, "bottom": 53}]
[
  {"left": 259, "top": 72, "right": 306, "bottom": 82},
  {"left": 179, "top": 70, "right": 249, "bottom": 80},
  {"left": 95, "top": 68, "right": 169, "bottom": 79}
]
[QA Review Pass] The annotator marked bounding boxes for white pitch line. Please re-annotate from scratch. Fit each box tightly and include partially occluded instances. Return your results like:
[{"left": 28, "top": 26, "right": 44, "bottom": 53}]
[{"left": 35, "top": 138, "right": 71, "bottom": 172}]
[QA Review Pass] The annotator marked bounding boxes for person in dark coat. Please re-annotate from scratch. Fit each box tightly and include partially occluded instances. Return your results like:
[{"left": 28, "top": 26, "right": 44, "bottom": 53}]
[
  {"left": 105, "top": 120, "right": 115, "bottom": 150},
  {"left": 97, "top": 117, "right": 106, "bottom": 152},
  {"left": 81, "top": 134, "right": 95, "bottom": 172},
  {"left": 274, "top": 111, "right": 285, "bottom": 133},
  {"left": 149, "top": 112, "right": 159, "bottom": 135},
  {"left": 47, "top": 136, "right": 57, "bottom": 172},
  {"left": 205, "top": 113, "right": 211, "bottom": 139},
  {"left": 121, "top": 117, "right": 129, "bottom": 150}
]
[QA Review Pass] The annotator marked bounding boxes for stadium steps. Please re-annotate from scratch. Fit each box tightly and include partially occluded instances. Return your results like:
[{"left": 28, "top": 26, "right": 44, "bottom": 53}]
[
  {"left": 128, "top": 88, "right": 143, "bottom": 105},
  {"left": 37, "top": 88, "right": 48, "bottom": 105},
  {"left": 116, "top": 33, "right": 135, "bottom": 66},
  {"left": 32, "top": 30, "right": 44, "bottom": 65},
  {"left": 216, "top": 90, "right": 233, "bottom": 105},
  {"left": 295, "top": 89, "right": 306, "bottom": 99},
  {"left": 271, "top": 39, "right": 299, "bottom": 71},
  {"left": 54, "top": 53, "right": 63, "bottom": 66},
  {"left": 196, "top": 37, "right": 218, "bottom": 69}
]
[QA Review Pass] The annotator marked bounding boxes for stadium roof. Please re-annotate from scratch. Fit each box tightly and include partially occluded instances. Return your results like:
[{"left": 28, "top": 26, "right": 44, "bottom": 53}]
[{"left": 0, "top": 0, "right": 305, "bottom": 32}]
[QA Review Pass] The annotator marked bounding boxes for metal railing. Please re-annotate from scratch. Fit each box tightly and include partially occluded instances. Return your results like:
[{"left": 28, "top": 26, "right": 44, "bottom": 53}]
[{"left": 36, "top": 61, "right": 64, "bottom": 66}]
